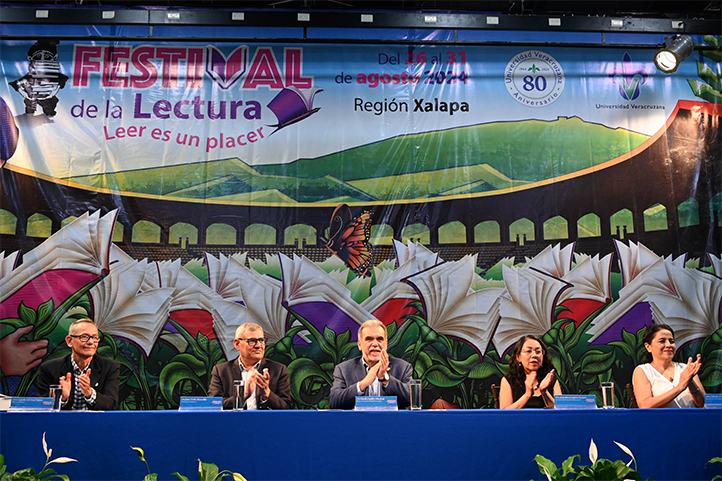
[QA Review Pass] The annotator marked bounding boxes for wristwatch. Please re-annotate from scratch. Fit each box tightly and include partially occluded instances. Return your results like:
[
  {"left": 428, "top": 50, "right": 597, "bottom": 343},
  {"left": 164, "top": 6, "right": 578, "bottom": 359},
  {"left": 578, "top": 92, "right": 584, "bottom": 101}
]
[{"left": 381, "top": 372, "right": 390, "bottom": 384}]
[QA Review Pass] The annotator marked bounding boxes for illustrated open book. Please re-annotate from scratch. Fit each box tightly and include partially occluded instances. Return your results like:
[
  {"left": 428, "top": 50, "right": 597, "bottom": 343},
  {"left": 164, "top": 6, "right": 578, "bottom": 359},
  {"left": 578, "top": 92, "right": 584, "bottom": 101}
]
[{"left": 267, "top": 86, "right": 323, "bottom": 133}]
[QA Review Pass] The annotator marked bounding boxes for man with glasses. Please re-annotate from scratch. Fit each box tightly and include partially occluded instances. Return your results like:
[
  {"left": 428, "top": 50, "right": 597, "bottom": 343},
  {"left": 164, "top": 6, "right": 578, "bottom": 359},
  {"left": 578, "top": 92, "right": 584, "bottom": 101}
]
[
  {"left": 209, "top": 322, "right": 291, "bottom": 410},
  {"left": 36, "top": 318, "right": 120, "bottom": 410}
]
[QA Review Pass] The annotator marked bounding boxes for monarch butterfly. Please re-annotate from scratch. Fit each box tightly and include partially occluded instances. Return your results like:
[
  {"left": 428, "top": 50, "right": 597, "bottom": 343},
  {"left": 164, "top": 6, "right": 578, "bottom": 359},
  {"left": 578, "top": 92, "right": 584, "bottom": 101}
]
[{"left": 324, "top": 204, "right": 374, "bottom": 277}]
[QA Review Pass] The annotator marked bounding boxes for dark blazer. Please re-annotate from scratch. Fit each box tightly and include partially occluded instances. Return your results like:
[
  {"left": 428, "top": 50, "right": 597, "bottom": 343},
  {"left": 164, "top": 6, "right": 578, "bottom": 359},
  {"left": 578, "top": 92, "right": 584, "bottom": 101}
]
[
  {"left": 35, "top": 354, "right": 120, "bottom": 411},
  {"left": 329, "top": 356, "right": 413, "bottom": 410},
  {"left": 209, "top": 358, "right": 291, "bottom": 410}
]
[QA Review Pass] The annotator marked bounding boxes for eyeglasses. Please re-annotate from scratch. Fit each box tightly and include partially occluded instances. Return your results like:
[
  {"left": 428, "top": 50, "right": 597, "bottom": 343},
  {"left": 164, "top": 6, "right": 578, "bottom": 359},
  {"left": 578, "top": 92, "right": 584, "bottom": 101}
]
[
  {"left": 236, "top": 337, "right": 267, "bottom": 347},
  {"left": 70, "top": 334, "right": 101, "bottom": 343},
  {"left": 521, "top": 348, "right": 544, "bottom": 356}
]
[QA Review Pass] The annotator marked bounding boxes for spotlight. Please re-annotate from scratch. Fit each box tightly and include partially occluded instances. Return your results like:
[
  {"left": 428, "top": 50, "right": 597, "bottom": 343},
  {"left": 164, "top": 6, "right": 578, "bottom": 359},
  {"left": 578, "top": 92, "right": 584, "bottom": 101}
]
[{"left": 654, "top": 34, "right": 695, "bottom": 74}]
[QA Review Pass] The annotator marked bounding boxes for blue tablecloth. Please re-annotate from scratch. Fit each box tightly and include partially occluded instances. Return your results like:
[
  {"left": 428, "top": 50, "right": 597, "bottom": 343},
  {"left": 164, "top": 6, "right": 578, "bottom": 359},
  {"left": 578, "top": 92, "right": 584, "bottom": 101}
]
[{"left": 2, "top": 409, "right": 720, "bottom": 481}]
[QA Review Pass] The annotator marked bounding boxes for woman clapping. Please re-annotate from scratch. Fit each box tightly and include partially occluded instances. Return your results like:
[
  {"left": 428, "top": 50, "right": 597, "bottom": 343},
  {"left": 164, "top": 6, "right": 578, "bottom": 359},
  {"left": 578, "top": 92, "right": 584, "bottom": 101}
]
[
  {"left": 499, "top": 335, "right": 561, "bottom": 409},
  {"left": 632, "top": 323, "right": 705, "bottom": 408}
]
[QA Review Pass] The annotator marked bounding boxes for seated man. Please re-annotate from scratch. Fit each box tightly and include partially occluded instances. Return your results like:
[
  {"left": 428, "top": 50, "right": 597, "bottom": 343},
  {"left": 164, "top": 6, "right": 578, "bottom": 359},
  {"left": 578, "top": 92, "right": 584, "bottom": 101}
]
[
  {"left": 35, "top": 319, "right": 120, "bottom": 410},
  {"left": 209, "top": 322, "right": 291, "bottom": 410},
  {"left": 329, "top": 319, "right": 413, "bottom": 409}
]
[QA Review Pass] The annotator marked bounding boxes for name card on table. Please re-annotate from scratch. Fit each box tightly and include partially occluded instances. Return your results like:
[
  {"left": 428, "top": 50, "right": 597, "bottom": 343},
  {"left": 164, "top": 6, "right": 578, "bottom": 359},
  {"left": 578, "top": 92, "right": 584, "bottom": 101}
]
[
  {"left": 9, "top": 397, "right": 54, "bottom": 412},
  {"left": 705, "top": 394, "right": 722, "bottom": 409},
  {"left": 554, "top": 395, "right": 598, "bottom": 410},
  {"left": 178, "top": 397, "right": 223, "bottom": 412},
  {"left": 355, "top": 396, "right": 398, "bottom": 411}
]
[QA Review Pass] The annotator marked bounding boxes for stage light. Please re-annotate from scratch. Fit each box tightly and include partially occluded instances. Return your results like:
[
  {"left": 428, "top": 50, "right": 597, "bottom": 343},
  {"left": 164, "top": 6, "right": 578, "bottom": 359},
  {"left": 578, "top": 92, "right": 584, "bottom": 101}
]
[{"left": 654, "top": 34, "right": 695, "bottom": 73}]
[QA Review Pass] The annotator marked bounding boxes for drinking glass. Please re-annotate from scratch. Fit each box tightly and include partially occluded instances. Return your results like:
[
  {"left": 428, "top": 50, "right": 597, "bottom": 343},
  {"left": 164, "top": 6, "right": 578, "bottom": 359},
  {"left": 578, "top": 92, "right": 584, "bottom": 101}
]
[
  {"left": 233, "top": 380, "right": 246, "bottom": 411},
  {"left": 48, "top": 384, "right": 62, "bottom": 412},
  {"left": 601, "top": 382, "right": 615, "bottom": 409},
  {"left": 409, "top": 379, "right": 422, "bottom": 410}
]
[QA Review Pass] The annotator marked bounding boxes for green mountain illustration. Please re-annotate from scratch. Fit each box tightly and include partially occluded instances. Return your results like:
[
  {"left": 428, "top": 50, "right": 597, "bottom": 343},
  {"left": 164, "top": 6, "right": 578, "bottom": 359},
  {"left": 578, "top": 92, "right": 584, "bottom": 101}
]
[
  {"left": 256, "top": 116, "right": 648, "bottom": 182},
  {"left": 67, "top": 116, "right": 648, "bottom": 203}
]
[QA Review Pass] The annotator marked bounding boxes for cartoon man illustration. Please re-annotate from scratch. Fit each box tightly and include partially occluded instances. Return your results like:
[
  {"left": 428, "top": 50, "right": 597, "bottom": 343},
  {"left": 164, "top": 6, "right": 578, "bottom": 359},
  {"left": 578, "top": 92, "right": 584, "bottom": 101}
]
[{"left": 9, "top": 40, "right": 68, "bottom": 117}]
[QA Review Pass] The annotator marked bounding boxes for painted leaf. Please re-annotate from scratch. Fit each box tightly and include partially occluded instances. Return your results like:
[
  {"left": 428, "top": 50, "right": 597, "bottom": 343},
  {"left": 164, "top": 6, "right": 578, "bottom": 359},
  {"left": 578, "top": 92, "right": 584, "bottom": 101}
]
[{"left": 423, "top": 364, "right": 466, "bottom": 387}]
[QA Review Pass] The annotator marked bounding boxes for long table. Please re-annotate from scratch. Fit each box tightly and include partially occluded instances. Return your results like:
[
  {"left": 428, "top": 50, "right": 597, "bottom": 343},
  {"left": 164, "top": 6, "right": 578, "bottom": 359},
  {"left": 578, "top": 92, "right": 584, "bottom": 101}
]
[{"left": 1, "top": 409, "right": 720, "bottom": 481}]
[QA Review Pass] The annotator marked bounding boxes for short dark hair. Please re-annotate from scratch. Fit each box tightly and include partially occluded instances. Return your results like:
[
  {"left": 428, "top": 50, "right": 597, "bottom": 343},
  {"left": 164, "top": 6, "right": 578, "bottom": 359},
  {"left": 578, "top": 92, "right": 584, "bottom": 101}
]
[{"left": 642, "top": 323, "right": 675, "bottom": 363}]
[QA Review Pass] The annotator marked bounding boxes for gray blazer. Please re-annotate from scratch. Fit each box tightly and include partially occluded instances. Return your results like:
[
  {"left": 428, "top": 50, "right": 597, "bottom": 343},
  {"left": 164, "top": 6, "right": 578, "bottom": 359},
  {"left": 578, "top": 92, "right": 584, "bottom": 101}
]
[{"left": 329, "top": 356, "right": 413, "bottom": 409}]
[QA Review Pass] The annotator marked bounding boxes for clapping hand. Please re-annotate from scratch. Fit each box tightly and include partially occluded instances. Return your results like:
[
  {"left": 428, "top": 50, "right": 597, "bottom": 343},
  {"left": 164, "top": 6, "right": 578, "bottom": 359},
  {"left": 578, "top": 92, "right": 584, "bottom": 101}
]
[
  {"left": 362, "top": 362, "right": 382, "bottom": 389},
  {"left": 376, "top": 350, "right": 390, "bottom": 381},
  {"left": 680, "top": 354, "right": 702, "bottom": 387},
  {"left": 248, "top": 368, "right": 271, "bottom": 400},
  {"left": 59, "top": 372, "right": 72, "bottom": 401},
  {"left": 78, "top": 368, "right": 93, "bottom": 397},
  {"left": 360, "top": 351, "right": 389, "bottom": 391},
  {"left": 538, "top": 369, "right": 556, "bottom": 393},
  {"left": 524, "top": 370, "right": 538, "bottom": 395},
  {"left": 258, "top": 368, "right": 271, "bottom": 399}
]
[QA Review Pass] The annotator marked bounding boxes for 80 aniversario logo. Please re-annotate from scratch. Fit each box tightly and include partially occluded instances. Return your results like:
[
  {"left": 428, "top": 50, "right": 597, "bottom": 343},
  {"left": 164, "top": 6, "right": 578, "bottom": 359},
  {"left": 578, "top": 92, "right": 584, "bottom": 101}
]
[{"left": 505, "top": 50, "right": 565, "bottom": 107}]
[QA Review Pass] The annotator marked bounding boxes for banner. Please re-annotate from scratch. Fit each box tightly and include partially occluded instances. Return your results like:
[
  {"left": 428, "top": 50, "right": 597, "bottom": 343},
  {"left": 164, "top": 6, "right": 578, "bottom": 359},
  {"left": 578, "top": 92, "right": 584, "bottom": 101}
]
[{"left": 0, "top": 36, "right": 720, "bottom": 409}]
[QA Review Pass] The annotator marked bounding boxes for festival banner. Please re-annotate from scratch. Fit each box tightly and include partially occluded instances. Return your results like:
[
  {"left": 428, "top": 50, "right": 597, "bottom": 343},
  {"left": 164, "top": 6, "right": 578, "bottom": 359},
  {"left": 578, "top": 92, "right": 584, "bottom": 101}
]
[{"left": 0, "top": 36, "right": 720, "bottom": 409}]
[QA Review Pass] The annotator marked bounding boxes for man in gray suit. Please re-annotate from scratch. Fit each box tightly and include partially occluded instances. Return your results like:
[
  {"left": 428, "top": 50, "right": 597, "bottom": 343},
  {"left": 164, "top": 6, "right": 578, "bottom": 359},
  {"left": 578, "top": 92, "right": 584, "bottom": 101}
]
[{"left": 329, "top": 319, "right": 413, "bottom": 409}]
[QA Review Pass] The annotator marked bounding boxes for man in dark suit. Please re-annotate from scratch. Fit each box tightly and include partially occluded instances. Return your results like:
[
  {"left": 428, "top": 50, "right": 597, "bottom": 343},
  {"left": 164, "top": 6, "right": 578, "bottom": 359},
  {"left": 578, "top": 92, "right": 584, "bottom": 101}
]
[
  {"left": 209, "top": 322, "right": 291, "bottom": 410},
  {"left": 329, "top": 319, "right": 413, "bottom": 409},
  {"left": 36, "top": 319, "right": 120, "bottom": 410}
]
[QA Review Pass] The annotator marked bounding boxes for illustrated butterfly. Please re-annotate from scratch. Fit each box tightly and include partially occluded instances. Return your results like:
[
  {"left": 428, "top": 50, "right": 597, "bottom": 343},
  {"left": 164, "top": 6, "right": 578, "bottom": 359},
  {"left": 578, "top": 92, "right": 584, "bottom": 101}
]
[{"left": 324, "top": 203, "right": 374, "bottom": 277}]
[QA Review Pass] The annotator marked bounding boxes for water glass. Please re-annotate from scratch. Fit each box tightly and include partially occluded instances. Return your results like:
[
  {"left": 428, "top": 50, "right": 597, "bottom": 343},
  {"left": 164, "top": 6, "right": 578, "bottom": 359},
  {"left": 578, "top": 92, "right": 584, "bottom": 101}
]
[
  {"left": 409, "top": 379, "right": 422, "bottom": 410},
  {"left": 48, "top": 384, "right": 62, "bottom": 412},
  {"left": 233, "top": 379, "right": 246, "bottom": 411},
  {"left": 601, "top": 382, "right": 615, "bottom": 409}
]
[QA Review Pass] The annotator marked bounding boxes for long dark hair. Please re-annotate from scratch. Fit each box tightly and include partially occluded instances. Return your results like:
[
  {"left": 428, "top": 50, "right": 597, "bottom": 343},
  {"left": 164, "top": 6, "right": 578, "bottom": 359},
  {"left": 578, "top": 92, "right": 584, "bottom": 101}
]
[
  {"left": 504, "top": 335, "right": 554, "bottom": 388},
  {"left": 642, "top": 323, "right": 675, "bottom": 363}
]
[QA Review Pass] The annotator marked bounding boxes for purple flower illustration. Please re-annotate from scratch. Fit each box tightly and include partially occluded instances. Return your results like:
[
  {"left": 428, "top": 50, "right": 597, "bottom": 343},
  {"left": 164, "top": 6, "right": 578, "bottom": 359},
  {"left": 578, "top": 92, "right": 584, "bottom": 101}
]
[{"left": 609, "top": 52, "right": 648, "bottom": 101}]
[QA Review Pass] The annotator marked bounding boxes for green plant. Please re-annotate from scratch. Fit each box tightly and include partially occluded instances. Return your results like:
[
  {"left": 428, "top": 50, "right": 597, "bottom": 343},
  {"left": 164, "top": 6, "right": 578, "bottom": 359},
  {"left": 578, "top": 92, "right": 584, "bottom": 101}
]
[
  {"left": 542, "top": 304, "right": 613, "bottom": 401},
  {"left": 680, "top": 326, "right": 722, "bottom": 393},
  {"left": 0, "top": 433, "right": 77, "bottom": 481},
  {"left": 688, "top": 35, "right": 722, "bottom": 103},
  {"left": 132, "top": 446, "right": 246, "bottom": 481},
  {"left": 159, "top": 319, "right": 226, "bottom": 407},
  {"left": 132, "top": 447, "right": 157, "bottom": 481},
  {"left": 267, "top": 312, "right": 355, "bottom": 409},
  {"left": 173, "top": 460, "right": 247, "bottom": 481},
  {"left": 387, "top": 301, "right": 485, "bottom": 409},
  {"left": 533, "top": 439, "right": 652, "bottom": 481},
  {"left": 0, "top": 275, "right": 105, "bottom": 396},
  {"left": 709, "top": 456, "right": 722, "bottom": 481}
]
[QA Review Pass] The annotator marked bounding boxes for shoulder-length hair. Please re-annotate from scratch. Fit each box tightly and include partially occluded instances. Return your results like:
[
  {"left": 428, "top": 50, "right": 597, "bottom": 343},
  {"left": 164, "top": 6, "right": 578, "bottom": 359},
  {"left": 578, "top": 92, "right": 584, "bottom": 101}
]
[{"left": 504, "top": 335, "right": 554, "bottom": 387}]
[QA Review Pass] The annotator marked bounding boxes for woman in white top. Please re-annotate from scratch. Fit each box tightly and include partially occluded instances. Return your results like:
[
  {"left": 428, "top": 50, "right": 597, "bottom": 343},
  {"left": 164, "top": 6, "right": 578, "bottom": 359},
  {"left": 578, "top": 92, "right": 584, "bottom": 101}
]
[{"left": 632, "top": 323, "right": 705, "bottom": 408}]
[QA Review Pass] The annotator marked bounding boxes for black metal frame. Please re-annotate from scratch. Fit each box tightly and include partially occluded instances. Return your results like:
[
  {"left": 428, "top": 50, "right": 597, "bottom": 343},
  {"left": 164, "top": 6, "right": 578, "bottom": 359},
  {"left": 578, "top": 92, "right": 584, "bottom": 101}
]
[{"left": 1, "top": 7, "right": 719, "bottom": 35}]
